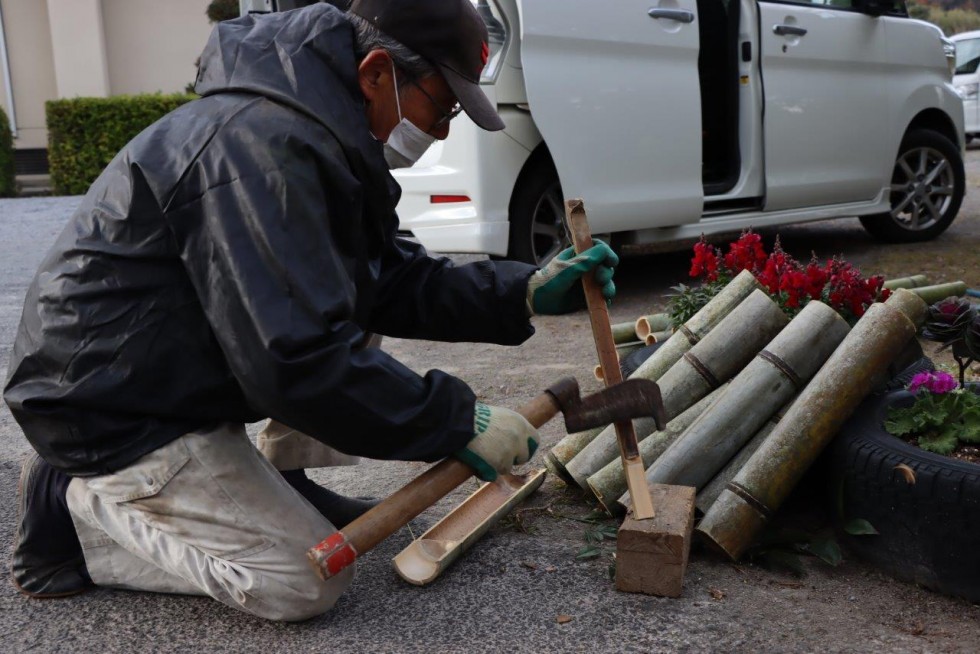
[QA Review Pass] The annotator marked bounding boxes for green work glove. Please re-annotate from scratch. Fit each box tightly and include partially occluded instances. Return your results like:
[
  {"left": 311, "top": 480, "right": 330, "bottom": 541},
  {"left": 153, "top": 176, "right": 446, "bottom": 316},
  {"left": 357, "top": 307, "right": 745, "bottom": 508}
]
[
  {"left": 526, "top": 240, "right": 619, "bottom": 315},
  {"left": 454, "top": 403, "right": 540, "bottom": 482}
]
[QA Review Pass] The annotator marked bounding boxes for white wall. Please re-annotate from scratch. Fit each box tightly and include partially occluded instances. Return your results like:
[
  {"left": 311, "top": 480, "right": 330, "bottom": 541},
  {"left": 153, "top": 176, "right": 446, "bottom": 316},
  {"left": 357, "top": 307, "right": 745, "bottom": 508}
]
[
  {"left": 0, "top": 0, "right": 58, "bottom": 149},
  {"left": 102, "top": 0, "right": 214, "bottom": 95}
]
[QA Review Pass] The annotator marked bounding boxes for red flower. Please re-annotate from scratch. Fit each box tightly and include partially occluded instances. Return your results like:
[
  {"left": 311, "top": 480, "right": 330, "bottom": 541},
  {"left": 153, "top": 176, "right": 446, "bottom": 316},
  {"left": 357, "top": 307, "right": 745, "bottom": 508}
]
[
  {"left": 690, "top": 238, "right": 720, "bottom": 281},
  {"left": 723, "top": 230, "right": 767, "bottom": 274}
]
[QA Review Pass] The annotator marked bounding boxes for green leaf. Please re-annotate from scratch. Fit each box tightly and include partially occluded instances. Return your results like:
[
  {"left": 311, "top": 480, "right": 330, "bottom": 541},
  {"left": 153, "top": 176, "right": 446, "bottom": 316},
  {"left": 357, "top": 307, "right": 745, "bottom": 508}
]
[
  {"left": 884, "top": 410, "right": 920, "bottom": 436},
  {"left": 917, "top": 429, "right": 959, "bottom": 455},
  {"left": 807, "top": 536, "right": 843, "bottom": 567},
  {"left": 843, "top": 518, "right": 879, "bottom": 536},
  {"left": 576, "top": 546, "right": 601, "bottom": 560}
]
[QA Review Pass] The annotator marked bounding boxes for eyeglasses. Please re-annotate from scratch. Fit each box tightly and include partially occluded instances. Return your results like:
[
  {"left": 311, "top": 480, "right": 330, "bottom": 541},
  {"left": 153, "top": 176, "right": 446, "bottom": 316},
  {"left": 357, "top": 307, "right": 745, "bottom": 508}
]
[{"left": 408, "top": 78, "right": 463, "bottom": 130}]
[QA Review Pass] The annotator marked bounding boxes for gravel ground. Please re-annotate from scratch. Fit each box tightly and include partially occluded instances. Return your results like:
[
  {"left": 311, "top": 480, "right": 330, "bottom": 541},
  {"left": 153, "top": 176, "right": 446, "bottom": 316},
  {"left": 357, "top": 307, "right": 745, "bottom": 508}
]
[{"left": 1, "top": 151, "right": 979, "bottom": 652}]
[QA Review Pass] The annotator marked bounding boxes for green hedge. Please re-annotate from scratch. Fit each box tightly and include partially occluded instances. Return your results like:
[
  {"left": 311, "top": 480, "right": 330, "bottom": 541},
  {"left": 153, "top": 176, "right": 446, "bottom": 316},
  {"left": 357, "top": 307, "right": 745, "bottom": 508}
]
[
  {"left": 0, "top": 106, "right": 14, "bottom": 198},
  {"left": 46, "top": 93, "right": 196, "bottom": 195}
]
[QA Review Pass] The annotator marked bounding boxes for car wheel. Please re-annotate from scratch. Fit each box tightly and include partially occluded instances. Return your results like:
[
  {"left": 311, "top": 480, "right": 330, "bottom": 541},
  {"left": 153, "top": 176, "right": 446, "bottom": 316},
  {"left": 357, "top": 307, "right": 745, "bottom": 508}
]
[
  {"left": 859, "top": 129, "right": 965, "bottom": 243},
  {"left": 506, "top": 159, "right": 569, "bottom": 266}
]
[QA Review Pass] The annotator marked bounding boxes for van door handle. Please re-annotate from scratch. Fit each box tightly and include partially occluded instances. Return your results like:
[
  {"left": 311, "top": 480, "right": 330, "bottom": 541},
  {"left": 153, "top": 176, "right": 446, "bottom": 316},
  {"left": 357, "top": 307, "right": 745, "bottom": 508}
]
[
  {"left": 773, "top": 24, "right": 807, "bottom": 37},
  {"left": 648, "top": 8, "right": 696, "bottom": 23}
]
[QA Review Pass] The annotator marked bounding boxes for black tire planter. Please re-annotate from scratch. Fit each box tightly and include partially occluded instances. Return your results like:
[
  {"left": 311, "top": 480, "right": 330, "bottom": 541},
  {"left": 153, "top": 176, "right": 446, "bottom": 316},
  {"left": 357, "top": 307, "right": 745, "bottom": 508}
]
[{"left": 826, "top": 383, "right": 980, "bottom": 602}]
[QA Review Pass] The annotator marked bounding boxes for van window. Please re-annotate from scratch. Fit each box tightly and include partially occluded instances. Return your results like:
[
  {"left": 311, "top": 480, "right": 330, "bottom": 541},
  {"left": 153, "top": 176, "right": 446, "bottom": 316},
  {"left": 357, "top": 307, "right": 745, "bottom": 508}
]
[{"left": 956, "top": 38, "right": 980, "bottom": 75}]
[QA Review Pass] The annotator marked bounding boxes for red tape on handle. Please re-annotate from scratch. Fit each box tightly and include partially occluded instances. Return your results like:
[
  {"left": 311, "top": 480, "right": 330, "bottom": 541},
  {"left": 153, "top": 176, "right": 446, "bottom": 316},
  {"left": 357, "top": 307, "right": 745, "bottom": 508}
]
[{"left": 308, "top": 531, "right": 357, "bottom": 580}]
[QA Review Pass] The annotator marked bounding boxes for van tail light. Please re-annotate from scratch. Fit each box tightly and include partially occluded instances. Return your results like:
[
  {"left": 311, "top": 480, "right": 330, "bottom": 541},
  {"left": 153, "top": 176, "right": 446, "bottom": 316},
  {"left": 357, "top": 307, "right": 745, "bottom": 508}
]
[{"left": 430, "top": 195, "right": 471, "bottom": 203}]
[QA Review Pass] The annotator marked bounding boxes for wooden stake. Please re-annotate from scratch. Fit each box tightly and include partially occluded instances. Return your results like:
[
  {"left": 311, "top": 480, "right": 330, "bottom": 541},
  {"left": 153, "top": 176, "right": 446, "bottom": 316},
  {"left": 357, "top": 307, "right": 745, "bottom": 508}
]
[{"left": 566, "top": 199, "right": 655, "bottom": 520}]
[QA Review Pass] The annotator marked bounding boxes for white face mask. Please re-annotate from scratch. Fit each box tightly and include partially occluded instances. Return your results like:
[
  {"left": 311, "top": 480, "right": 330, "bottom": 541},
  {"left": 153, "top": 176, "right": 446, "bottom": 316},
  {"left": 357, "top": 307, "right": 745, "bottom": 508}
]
[{"left": 383, "top": 62, "right": 437, "bottom": 170}]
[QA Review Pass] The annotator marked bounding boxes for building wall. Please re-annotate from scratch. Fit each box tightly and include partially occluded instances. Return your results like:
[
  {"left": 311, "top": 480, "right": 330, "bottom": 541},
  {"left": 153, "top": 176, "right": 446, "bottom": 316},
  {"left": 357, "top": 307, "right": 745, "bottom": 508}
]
[
  {"left": 0, "top": 0, "right": 216, "bottom": 154},
  {"left": 102, "top": 0, "right": 213, "bottom": 96},
  {"left": 0, "top": 0, "right": 59, "bottom": 150}
]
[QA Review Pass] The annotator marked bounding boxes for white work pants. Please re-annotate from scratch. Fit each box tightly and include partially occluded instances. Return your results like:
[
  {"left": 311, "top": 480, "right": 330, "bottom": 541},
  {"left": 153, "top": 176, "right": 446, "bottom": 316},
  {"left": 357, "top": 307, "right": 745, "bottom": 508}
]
[{"left": 66, "top": 424, "right": 353, "bottom": 622}]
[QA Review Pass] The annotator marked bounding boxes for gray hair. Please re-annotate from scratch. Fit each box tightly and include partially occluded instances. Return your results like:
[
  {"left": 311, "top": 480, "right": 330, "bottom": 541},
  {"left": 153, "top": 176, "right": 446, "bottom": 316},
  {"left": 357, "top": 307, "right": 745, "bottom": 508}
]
[{"left": 347, "top": 13, "right": 436, "bottom": 85}]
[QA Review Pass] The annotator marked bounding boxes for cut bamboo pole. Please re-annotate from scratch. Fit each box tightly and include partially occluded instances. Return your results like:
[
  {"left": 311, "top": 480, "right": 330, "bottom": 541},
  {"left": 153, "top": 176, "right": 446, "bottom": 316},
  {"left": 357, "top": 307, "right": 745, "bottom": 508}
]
[
  {"left": 393, "top": 470, "right": 546, "bottom": 585},
  {"left": 629, "top": 269, "right": 762, "bottom": 384},
  {"left": 696, "top": 293, "right": 928, "bottom": 561},
  {"left": 546, "top": 270, "right": 761, "bottom": 473},
  {"left": 694, "top": 396, "right": 795, "bottom": 515},
  {"left": 643, "top": 301, "right": 850, "bottom": 491},
  {"left": 565, "top": 289, "right": 789, "bottom": 490},
  {"left": 612, "top": 322, "right": 639, "bottom": 345},
  {"left": 588, "top": 384, "right": 727, "bottom": 515},
  {"left": 886, "top": 287, "right": 930, "bottom": 326},
  {"left": 546, "top": 425, "right": 604, "bottom": 483},
  {"left": 644, "top": 330, "right": 672, "bottom": 345},
  {"left": 882, "top": 274, "right": 929, "bottom": 290},
  {"left": 567, "top": 200, "right": 654, "bottom": 519},
  {"left": 909, "top": 281, "right": 967, "bottom": 304},
  {"left": 634, "top": 313, "right": 672, "bottom": 340}
]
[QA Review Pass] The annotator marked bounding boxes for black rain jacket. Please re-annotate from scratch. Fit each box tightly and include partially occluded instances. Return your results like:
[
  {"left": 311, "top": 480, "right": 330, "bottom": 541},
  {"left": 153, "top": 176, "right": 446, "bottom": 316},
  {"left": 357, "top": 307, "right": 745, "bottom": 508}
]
[{"left": 3, "top": 4, "right": 536, "bottom": 476}]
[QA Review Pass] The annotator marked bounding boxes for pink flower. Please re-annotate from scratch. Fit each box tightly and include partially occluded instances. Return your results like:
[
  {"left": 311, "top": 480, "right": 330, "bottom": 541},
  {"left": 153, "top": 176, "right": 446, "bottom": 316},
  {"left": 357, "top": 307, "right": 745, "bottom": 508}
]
[
  {"left": 907, "top": 371, "right": 959, "bottom": 394},
  {"left": 927, "top": 371, "right": 958, "bottom": 394},
  {"left": 907, "top": 372, "right": 934, "bottom": 393}
]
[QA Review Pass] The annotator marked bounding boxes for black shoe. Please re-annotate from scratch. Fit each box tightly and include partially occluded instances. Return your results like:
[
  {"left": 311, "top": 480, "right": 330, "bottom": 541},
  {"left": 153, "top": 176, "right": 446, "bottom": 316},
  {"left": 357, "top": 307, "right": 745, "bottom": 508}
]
[
  {"left": 11, "top": 452, "right": 92, "bottom": 598},
  {"left": 280, "top": 469, "right": 379, "bottom": 527}
]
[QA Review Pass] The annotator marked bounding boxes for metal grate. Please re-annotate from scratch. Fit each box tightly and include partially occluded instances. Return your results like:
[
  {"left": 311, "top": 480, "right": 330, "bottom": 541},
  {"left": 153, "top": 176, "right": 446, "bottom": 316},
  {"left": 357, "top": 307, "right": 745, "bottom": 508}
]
[{"left": 14, "top": 148, "right": 49, "bottom": 175}]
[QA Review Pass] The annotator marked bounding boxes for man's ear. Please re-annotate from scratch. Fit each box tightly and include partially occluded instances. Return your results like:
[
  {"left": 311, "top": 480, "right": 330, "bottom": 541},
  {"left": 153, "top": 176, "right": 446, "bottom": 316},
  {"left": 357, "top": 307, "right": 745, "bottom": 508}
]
[{"left": 358, "top": 49, "right": 394, "bottom": 104}]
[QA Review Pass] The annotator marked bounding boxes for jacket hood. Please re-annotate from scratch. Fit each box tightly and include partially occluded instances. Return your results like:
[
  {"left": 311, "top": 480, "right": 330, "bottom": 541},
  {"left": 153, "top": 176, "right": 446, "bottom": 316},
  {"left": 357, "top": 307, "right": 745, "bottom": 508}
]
[{"left": 195, "top": 3, "right": 385, "bottom": 174}]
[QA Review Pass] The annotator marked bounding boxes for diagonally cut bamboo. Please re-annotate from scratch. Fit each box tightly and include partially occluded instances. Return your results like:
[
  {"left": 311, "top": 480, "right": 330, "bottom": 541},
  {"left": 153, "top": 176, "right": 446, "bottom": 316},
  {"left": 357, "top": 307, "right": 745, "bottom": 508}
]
[
  {"left": 634, "top": 313, "right": 672, "bottom": 340},
  {"left": 694, "top": 395, "right": 796, "bottom": 515},
  {"left": 564, "top": 289, "right": 789, "bottom": 489},
  {"left": 546, "top": 270, "right": 761, "bottom": 474},
  {"left": 643, "top": 301, "right": 850, "bottom": 492},
  {"left": 885, "top": 287, "right": 930, "bottom": 326},
  {"left": 588, "top": 384, "right": 728, "bottom": 514},
  {"left": 882, "top": 274, "right": 929, "bottom": 290},
  {"left": 696, "top": 292, "right": 928, "bottom": 561}
]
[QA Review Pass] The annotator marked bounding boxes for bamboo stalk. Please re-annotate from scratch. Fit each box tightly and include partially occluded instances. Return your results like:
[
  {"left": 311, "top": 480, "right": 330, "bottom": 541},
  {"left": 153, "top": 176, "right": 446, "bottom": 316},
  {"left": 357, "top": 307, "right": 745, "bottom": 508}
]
[
  {"left": 546, "top": 425, "right": 605, "bottom": 483},
  {"left": 588, "top": 384, "right": 728, "bottom": 515},
  {"left": 696, "top": 293, "right": 927, "bottom": 561},
  {"left": 882, "top": 274, "right": 929, "bottom": 290},
  {"left": 909, "top": 281, "right": 967, "bottom": 304},
  {"left": 546, "top": 270, "right": 761, "bottom": 472},
  {"left": 643, "top": 301, "right": 850, "bottom": 492},
  {"left": 644, "top": 330, "right": 672, "bottom": 345},
  {"left": 612, "top": 322, "right": 639, "bottom": 345},
  {"left": 634, "top": 313, "right": 672, "bottom": 340},
  {"left": 565, "top": 289, "right": 789, "bottom": 490}
]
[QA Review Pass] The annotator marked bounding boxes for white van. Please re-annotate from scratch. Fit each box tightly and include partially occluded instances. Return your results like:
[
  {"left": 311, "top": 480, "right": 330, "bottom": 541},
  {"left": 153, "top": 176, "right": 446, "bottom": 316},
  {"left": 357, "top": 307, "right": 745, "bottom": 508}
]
[
  {"left": 246, "top": 0, "right": 965, "bottom": 265},
  {"left": 953, "top": 29, "right": 980, "bottom": 141}
]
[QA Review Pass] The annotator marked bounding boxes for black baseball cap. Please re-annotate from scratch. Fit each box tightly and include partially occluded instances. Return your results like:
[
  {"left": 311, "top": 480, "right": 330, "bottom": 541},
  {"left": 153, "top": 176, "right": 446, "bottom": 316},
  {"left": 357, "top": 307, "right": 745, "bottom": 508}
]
[{"left": 348, "top": 0, "right": 505, "bottom": 131}]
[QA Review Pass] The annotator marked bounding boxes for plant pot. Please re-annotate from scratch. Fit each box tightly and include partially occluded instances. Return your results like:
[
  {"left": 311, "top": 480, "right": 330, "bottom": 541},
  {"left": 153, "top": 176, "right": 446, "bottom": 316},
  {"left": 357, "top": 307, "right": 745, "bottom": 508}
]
[{"left": 824, "top": 382, "right": 980, "bottom": 602}]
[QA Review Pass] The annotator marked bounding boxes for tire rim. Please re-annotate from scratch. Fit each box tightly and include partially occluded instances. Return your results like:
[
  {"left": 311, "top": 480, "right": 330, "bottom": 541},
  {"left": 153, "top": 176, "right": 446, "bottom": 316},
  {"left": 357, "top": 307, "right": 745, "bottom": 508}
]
[
  {"left": 529, "top": 182, "right": 569, "bottom": 264},
  {"left": 889, "top": 146, "right": 955, "bottom": 231}
]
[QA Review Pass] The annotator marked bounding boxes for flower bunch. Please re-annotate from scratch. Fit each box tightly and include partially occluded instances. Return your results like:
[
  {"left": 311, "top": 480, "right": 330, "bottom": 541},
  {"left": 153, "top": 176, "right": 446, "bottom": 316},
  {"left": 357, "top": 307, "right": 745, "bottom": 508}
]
[
  {"left": 885, "top": 371, "right": 980, "bottom": 456},
  {"left": 683, "top": 231, "right": 890, "bottom": 321},
  {"left": 907, "top": 370, "right": 959, "bottom": 394}
]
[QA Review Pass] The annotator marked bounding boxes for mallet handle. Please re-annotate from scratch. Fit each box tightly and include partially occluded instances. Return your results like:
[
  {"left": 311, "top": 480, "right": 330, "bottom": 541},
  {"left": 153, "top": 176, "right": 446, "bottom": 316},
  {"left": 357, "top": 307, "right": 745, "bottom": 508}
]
[
  {"left": 566, "top": 199, "right": 655, "bottom": 520},
  {"left": 307, "top": 391, "right": 562, "bottom": 580}
]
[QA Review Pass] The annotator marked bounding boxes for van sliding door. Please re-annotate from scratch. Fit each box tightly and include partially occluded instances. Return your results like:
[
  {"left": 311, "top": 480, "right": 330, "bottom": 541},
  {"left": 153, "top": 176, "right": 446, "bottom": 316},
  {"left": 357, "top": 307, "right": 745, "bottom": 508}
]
[
  {"left": 758, "top": 0, "right": 888, "bottom": 211},
  {"left": 517, "top": 0, "right": 704, "bottom": 233}
]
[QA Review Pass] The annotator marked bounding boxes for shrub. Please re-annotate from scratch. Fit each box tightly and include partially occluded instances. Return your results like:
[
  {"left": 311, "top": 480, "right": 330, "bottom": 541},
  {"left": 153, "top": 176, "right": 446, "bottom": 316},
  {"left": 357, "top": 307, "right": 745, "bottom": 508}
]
[
  {"left": 0, "top": 105, "right": 15, "bottom": 198},
  {"left": 46, "top": 94, "right": 196, "bottom": 195}
]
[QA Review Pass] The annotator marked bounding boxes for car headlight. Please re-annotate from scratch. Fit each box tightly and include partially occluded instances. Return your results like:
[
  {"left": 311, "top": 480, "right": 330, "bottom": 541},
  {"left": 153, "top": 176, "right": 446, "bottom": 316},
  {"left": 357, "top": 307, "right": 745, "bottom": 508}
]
[
  {"left": 473, "top": 0, "right": 507, "bottom": 83},
  {"left": 957, "top": 82, "right": 979, "bottom": 99},
  {"left": 943, "top": 38, "right": 956, "bottom": 79}
]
